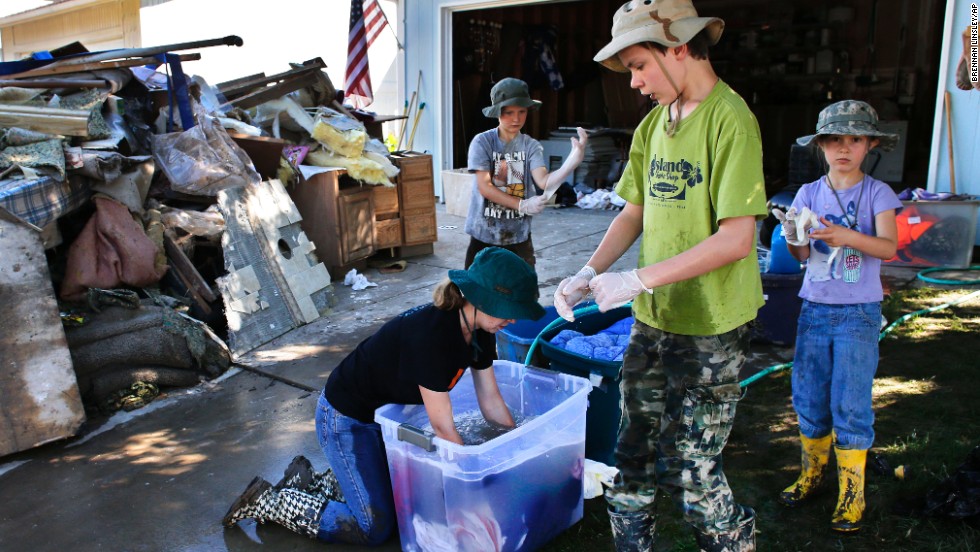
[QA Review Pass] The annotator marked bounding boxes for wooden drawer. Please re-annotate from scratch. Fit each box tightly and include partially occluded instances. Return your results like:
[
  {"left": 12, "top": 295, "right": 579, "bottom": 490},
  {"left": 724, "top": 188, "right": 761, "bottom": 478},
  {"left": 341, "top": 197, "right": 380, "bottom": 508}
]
[
  {"left": 391, "top": 152, "right": 433, "bottom": 179},
  {"left": 399, "top": 178, "right": 435, "bottom": 211},
  {"left": 402, "top": 207, "right": 437, "bottom": 245},
  {"left": 398, "top": 159, "right": 432, "bottom": 181},
  {"left": 374, "top": 217, "right": 402, "bottom": 249},
  {"left": 371, "top": 185, "right": 400, "bottom": 219}
]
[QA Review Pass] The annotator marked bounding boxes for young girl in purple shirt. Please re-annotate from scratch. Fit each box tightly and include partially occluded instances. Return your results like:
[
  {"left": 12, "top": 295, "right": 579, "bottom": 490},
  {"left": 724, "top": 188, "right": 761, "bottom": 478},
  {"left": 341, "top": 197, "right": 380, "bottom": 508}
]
[{"left": 774, "top": 100, "right": 902, "bottom": 533}]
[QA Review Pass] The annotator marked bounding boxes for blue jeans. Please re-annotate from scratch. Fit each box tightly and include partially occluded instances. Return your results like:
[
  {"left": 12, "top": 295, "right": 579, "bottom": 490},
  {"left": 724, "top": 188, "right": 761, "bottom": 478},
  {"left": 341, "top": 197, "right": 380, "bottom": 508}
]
[
  {"left": 792, "top": 300, "right": 880, "bottom": 450},
  {"left": 314, "top": 393, "right": 395, "bottom": 545}
]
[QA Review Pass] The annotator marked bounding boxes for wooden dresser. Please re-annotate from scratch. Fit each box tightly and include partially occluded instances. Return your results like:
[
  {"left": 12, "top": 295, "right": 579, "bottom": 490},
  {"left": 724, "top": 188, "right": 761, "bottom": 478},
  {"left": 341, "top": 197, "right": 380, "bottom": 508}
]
[
  {"left": 288, "top": 168, "right": 375, "bottom": 279},
  {"left": 372, "top": 152, "right": 437, "bottom": 256},
  {"left": 288, "top": 153, "right": 437, "bottom": 280}
]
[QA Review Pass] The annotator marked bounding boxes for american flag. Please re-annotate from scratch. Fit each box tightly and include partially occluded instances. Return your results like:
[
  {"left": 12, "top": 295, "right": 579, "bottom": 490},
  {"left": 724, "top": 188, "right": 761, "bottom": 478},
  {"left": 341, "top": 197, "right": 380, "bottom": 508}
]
[{"left": 345, "top": 0, "right": 388, "bottom": 108}]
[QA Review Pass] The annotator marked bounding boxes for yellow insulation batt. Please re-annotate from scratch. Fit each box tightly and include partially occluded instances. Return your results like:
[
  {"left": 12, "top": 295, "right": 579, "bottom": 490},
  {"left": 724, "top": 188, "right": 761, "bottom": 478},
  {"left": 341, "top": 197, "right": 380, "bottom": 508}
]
[
  {"left": 311, "top": 107, "right": 367, "bottom": 158},
  {"left": 306, "top": 148, "right": 396, "bottom": 187}
]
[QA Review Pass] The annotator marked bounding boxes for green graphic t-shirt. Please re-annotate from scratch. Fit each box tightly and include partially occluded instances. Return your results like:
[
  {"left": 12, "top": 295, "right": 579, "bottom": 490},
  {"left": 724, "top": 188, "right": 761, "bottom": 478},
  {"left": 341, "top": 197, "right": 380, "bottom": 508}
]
[{"left": 615, "top": 81, "right": 767, "bottom": 336}]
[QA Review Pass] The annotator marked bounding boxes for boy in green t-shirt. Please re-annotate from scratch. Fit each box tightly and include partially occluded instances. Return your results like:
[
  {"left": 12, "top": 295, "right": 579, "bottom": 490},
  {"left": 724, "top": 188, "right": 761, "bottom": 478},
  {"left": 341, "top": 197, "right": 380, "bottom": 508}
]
[{"left": 553, "top": 1, "right": 766, "bottom": 550}]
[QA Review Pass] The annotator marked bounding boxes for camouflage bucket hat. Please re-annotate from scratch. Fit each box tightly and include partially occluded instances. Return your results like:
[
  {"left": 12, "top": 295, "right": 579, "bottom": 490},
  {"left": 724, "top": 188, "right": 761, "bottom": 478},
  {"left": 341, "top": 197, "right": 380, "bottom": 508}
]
[
  {"left": 594, "top": 0, "right": 725, "bottom": 73},
  {"left": 482, "top": 78, "right": 542, "bottom": 118},
  {"left": 796, "top": 100, "right": 899, "bottom": 151}
]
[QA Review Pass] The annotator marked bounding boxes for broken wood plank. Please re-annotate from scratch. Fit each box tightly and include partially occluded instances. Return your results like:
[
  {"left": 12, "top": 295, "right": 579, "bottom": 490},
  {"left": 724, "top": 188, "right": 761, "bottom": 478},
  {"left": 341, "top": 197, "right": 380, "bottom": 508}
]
[
  {"left": 0, "top": 215, "right": 86, "bottom": 456},
  {"left": 4, "top": 53, "right": 201, "bottom": 80},
  {"left": 0, "top": 104, "right": 90, "bottom": 136},
  {"left": 0, "top": 79, "right": 107, "bottom": 88},
  {"left": 216, "top": 72, "right": 267, "bottom": 93},
  {"left": 4, "top": 35, "right": 242, "bottom": 79},
  {"left": 163, "top": 234, "right": 216, "bottom": 315},
  {"left": 220, "top": 69, "right": 322, "bottom": 110},
  {"left": 218, "top": 59, "right": 326, "bottom": 100},
  {"left": 164, "top": 234, "right": 217, "bottom": 302}
]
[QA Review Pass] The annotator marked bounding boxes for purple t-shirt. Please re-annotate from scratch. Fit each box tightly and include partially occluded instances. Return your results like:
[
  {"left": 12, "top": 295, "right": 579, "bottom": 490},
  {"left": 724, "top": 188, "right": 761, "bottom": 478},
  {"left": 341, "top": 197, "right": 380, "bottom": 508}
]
[{"left": 791, "top": 175, "right": 902, "bottom": 304}]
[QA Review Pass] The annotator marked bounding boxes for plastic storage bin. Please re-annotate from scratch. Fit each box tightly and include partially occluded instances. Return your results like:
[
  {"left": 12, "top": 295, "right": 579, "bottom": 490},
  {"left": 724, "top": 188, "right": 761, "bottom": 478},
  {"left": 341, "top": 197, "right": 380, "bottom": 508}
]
[
  {"left": 440, "top": 169, "right": 473, "bottom": 217},
  {"left": 754, "top": 272, "right": 804, "bottom": 346},
  {"left": 496, "top": 306, "right": 560, "bottom": 363},
  {"left": 537, "top": 305, "right": 632, "bottom": 466},
  {"left": 375, "top": 361, "right": 589, "bottom": 552},
  {"left": 886, "top": 200, "right": 979, "bottom": 268}
]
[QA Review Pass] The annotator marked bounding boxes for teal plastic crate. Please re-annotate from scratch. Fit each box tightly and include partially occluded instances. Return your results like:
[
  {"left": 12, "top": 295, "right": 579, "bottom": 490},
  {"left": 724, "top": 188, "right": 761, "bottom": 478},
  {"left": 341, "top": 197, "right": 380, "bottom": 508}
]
[{"left": 536, "top": 305, "right": 633, "bottom": 466}]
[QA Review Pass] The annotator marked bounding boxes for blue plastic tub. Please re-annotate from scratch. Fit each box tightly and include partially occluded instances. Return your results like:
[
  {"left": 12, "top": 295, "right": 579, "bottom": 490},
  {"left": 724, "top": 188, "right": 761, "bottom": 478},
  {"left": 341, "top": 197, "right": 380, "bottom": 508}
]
[
  {"left": 536, "top": 305, "right": 633, "bottom": 466},
  {"left": 496, "top": 306, "right": 560, "bottom": 363}
]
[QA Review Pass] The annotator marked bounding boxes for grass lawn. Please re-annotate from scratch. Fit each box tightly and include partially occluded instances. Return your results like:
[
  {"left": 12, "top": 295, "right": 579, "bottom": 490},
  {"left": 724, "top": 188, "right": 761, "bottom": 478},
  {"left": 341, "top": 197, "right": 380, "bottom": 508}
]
[{"left": 543, "top": 286, "right": 980, "bottom": 551}]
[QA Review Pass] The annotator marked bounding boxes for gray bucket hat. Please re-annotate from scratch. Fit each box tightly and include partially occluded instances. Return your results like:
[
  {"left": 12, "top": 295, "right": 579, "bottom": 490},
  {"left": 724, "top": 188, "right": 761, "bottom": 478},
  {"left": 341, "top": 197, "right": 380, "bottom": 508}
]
[
  {"left": 482, "top": 78, "right": 542, "bottom": 118},
  {"left": 594, "top": 0, "right": 725, "bottom": 73},
  {"left": 796, "top": 100, "right": 899, "bottom": 151}
]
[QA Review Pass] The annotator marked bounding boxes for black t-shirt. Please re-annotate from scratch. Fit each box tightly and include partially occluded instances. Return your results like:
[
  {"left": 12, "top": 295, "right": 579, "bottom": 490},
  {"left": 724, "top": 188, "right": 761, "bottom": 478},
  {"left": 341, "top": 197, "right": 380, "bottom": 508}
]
[{"left": 323, "top": 304, "right": 498, "bottom": 423}]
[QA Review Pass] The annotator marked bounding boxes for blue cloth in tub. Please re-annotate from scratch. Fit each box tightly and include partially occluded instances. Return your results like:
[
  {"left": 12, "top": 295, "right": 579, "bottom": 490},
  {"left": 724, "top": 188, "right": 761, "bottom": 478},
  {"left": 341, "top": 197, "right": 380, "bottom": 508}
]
[{"left": 550, "top": 317, "right": 634, "bottom": 361}]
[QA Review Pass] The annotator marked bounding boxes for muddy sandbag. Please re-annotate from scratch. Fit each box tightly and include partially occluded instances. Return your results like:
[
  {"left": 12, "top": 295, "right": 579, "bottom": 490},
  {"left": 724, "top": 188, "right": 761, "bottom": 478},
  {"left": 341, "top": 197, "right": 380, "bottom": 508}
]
[
  {"left": 59, "top": 196, "right": 168, "bottom": 301},
  {"left": 64, "top": 302, "right": 230, "bottom": 403}
]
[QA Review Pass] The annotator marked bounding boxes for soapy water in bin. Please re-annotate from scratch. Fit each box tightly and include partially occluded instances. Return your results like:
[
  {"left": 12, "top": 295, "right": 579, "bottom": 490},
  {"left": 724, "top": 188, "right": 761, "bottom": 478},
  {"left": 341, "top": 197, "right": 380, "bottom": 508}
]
[{"left": 425, "top": 410, "right": 536, "bottom": 446}]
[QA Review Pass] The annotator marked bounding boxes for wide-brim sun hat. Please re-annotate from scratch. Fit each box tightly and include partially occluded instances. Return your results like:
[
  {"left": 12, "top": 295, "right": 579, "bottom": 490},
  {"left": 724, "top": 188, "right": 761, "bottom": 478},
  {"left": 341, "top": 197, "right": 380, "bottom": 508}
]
[
  {"left": 482, "top": 77, "right": 543, "bottom": 118},
  {"left": 448, "top": 247, "right": 545, "bottom": 320},
  {"left": 594, "top": 0, "right": 725, "bottom": 73},
  {"left": 796, "top": 100, "right": 899, "bottom": 151}
]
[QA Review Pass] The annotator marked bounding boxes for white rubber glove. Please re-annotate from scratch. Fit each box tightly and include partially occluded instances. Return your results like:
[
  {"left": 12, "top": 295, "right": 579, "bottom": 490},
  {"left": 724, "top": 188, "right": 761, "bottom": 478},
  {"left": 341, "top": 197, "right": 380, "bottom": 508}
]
[
  {"left": 554, "top": 266, "right": 597, "bottom": 322},
  {"left": 772, "top": 207, "right": 803, "bottom": 245},
  {"left": 518, "top": 194, "right": 546, "bottom": 216},
  {"left": 772, "top": 207, "right": 818, "bottom": 247},
  {"left": 567, "top": 127, "right": 588, "bottom": 165},
  {"left": 590, "top": 270, "right": 652, "bottom": 312}
]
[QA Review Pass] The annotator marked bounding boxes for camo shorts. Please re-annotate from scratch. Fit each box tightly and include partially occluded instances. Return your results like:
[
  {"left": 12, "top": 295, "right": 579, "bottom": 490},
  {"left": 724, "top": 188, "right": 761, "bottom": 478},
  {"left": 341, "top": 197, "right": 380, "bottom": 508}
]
[{"left": 605, "top": 319, "right": 753, "bottom": 535}]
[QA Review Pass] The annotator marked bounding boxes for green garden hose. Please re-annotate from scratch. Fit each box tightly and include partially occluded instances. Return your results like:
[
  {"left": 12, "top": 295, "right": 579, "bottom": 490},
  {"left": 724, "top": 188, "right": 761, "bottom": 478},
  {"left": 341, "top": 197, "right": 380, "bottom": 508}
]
[
  {"left": 916, "top": 265, "right": 980, "bottom": 285},
  {"left": 524, "top": 302, "right": 629, "bottom": 366},
  {"left": 739, "top": 266, "right": 980, "bottom": 388}
]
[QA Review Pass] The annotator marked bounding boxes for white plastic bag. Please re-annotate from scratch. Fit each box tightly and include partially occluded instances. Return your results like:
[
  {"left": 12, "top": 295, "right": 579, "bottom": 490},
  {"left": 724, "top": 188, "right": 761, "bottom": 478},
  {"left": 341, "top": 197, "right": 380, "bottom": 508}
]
[
  {"left": 151, "top": 115, "right": 260, "bottom": 196},
  {"left": 344, "top": 269, "right": 377, "bottom": 291},
  {"left": 583, "top": 459, "right": 619, "bottom": 499}
]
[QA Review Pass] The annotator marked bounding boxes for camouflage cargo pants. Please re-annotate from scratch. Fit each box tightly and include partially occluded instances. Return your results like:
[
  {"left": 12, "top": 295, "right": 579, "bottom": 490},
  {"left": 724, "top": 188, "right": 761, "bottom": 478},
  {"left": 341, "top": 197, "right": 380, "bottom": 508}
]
[{"left": 605, "top": 319, "right": 755, "bottom": 537}]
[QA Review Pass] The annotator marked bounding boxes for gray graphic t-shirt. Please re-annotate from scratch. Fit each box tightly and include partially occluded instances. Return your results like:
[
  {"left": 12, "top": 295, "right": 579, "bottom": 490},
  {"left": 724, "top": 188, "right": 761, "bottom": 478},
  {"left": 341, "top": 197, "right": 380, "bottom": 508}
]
[{"left": 464, "top": 129, "right": 545, "bottom": 245}]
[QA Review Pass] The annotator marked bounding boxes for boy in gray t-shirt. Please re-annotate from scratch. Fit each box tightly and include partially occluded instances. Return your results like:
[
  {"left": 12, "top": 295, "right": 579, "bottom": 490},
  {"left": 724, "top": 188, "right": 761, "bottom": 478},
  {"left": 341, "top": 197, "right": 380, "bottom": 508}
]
[{"left": 463, "top": 77, "right": 587, "bottom": 268}]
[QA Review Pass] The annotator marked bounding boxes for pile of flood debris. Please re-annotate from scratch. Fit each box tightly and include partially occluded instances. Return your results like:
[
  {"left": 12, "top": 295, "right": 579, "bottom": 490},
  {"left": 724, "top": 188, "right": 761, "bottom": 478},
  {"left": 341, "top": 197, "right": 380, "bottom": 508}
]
[{"left": 0, "top": 35, "right": 400, "bottom": 456}]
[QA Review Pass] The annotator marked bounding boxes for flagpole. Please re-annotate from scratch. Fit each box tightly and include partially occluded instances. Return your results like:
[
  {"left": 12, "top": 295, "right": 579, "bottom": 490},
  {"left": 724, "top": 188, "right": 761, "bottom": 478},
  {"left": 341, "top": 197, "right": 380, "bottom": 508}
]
[{"left": 377, "top": 3, "right": 403, "bottom": 50}]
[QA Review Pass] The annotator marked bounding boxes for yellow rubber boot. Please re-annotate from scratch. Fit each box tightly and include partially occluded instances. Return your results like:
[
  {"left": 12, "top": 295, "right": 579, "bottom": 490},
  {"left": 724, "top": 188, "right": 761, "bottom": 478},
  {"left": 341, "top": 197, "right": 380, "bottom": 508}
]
[
  {"left": 779, "top": 433, "right": 832, "bottom": 507},
  {"left": 831, "top": 447, "right": 867, "bottom": 533}
]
